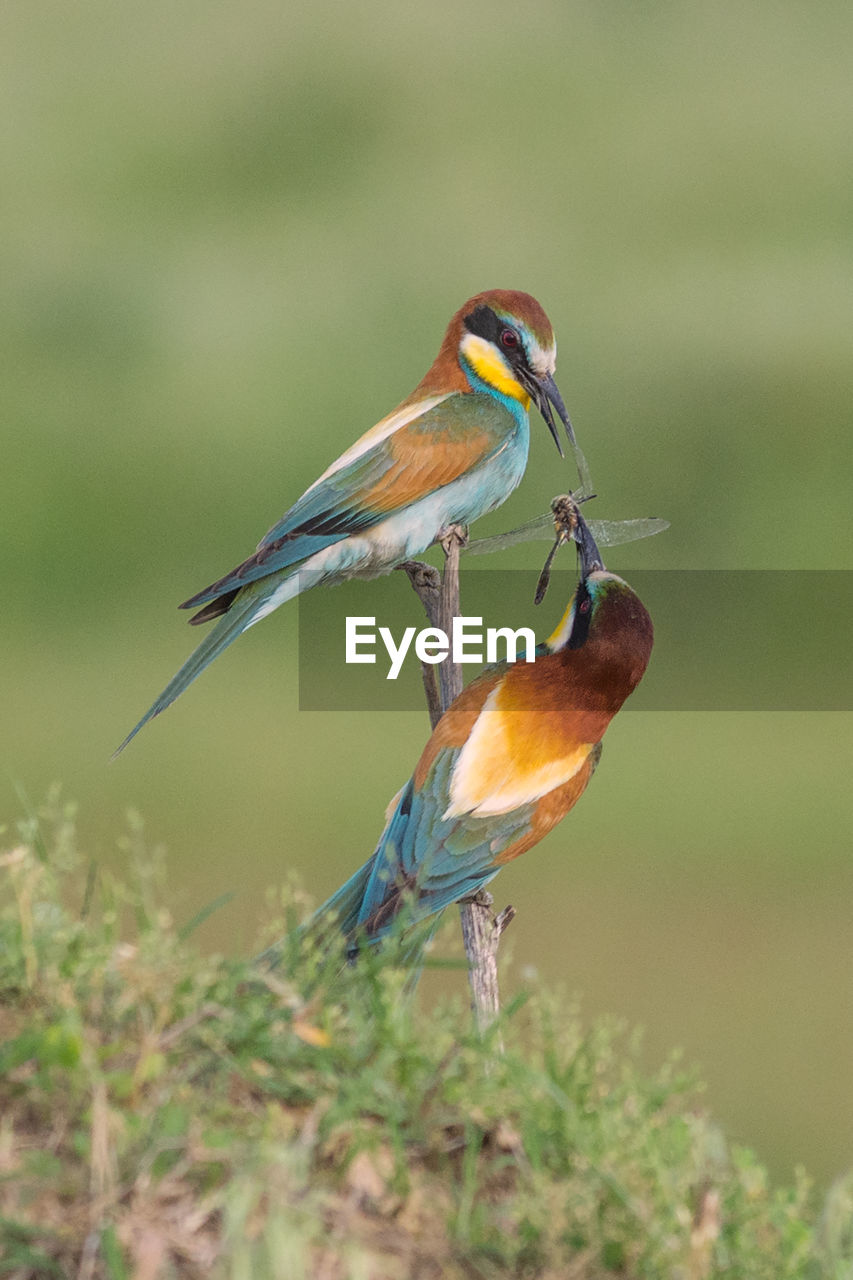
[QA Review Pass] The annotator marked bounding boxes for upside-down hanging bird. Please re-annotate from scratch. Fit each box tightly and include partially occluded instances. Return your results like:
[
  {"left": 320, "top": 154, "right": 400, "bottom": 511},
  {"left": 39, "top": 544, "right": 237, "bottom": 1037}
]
[
  {"left": 294, "top": 502, "right": 654, "bottom": 957},
  {"left": 117, "top": 289, "right": 575, "bottom": 753}
]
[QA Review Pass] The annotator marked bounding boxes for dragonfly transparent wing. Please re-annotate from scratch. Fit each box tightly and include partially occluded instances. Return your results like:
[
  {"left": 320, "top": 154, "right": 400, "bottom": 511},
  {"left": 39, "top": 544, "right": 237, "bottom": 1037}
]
[
  {"left": 587, "top": 517, "right": 670, "bottom": 546},
  {"left": 465, "top": 513, "right": 669, "bottom": 557}
]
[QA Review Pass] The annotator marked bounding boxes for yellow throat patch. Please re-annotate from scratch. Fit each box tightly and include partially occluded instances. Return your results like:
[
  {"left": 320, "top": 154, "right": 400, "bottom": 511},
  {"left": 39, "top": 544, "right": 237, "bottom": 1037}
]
[{"left": 460, "top": 333, "right": 531, "bottom": 406}]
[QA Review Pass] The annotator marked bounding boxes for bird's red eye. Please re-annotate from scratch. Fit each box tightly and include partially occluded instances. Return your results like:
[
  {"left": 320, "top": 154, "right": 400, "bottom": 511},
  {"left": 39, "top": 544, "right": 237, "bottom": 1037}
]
[
  {"left": 500, "top": 328, "right": 519, "bottom": 349},
  {"left": 579, "top": 598, "right": 591, "bottom": 613}
]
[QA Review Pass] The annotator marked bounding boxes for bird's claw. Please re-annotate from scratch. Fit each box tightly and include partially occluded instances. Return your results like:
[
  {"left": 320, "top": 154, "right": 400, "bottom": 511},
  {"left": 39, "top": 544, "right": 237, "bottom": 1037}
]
[
  {"left": 460, "top": 888, "right": 494, "bottom": 909},
  {"left": 439, "top": 523, "right": 469, "bottom": 556}
]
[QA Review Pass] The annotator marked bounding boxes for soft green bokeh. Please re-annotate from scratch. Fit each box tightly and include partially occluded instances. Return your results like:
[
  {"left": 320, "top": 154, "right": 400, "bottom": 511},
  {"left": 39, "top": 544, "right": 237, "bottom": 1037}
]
[{"left": 3, "top": 0, "right": 852, "bottom": 1182}]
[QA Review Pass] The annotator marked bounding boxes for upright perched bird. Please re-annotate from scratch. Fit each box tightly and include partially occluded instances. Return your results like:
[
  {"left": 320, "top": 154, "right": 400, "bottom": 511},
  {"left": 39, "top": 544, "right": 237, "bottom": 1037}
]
[
  {"left": 299, "top": 506, "right": 654, "bottom": 956},
  {"left": 117, "top": 289, "right": 574, "bottom": 752}
]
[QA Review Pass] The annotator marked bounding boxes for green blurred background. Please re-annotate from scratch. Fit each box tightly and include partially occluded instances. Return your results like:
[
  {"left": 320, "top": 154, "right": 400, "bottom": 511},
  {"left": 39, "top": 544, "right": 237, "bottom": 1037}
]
[{"left": 3, "top": 0, "right": 852, "bottom": 1182}]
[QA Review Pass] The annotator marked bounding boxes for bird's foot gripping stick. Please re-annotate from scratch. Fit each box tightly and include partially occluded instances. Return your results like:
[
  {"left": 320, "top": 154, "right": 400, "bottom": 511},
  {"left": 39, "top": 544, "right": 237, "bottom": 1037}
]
[{"left": 438, "top": 521, "right": 469, "bottom": 559}]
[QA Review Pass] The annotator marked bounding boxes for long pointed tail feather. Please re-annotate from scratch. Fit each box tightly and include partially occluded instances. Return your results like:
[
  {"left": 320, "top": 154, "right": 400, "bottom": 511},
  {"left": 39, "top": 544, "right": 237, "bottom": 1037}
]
[
  {"left": 257, "top": 854, "right": 443, "bottom": 982},
  {"left": 113, "top": 585, "right": 272, "bottom": 756},
  {"left": 309, "top": 860, "right": 377, "bottom": 942},
  {"left": 256, "top": 858, "right": 376, "bottom": 969}
]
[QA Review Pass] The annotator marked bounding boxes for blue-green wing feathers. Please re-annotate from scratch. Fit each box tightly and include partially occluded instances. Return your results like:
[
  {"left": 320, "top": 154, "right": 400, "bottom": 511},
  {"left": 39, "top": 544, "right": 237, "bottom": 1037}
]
[
  {"left": 308, "top": 745, "right": 536, "bottom": 944},
  {"left": 180, "top": 445, "right": 398, "bottom": 609},
  {"left": 180, "top": 392, "right": 520, "bottom": 610}
]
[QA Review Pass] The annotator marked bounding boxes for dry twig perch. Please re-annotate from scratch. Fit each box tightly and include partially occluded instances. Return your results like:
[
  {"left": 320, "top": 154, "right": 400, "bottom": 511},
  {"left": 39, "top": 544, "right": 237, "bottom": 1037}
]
[{"left": 401, "top": 527, "right": 514, "bottom": 1031}]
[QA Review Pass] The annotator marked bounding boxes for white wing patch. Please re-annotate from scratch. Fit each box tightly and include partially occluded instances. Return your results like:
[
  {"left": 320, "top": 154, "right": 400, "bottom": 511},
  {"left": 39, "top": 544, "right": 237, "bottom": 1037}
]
[{"left": 443, "top": 686, "right": 590, "bottom": 819}]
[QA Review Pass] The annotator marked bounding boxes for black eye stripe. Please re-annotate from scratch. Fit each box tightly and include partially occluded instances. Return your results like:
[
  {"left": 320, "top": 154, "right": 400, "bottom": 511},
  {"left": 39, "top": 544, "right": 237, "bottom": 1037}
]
[
  {"left": 568, "top": 581, "right": 593, "bottom": 649},
  {"left": 463, "top": 304, "right": 503, "bottom": 344},
  {"left": 463, "top": 305, "right": 528, "bottom": 369}
]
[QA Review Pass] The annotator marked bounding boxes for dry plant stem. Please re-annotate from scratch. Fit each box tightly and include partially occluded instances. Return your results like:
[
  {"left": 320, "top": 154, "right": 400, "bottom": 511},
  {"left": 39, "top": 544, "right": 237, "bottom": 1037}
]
[{"left": 402, "top": 527, "right": 514, "bottom": 1032}]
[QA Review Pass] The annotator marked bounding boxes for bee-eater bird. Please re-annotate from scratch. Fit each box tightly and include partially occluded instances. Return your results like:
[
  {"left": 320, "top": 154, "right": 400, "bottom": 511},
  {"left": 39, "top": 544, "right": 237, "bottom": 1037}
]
[
  {"left": 298, "top": 506, "right": 654, "bottom": 956},
  {"left": 117, "top": 289, "right": 575, "bottom": 753}
]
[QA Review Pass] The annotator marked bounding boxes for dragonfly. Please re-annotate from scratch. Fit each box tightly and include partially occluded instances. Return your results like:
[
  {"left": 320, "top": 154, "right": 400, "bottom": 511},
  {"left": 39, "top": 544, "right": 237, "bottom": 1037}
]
[{"left": 464, "top": 442, "right": 668, "bottom": 603}]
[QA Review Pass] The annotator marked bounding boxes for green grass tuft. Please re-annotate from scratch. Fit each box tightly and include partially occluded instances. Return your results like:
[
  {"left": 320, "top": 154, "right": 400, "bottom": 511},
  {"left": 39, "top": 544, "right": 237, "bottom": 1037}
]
[{"left": 1, "top": 794, "right": 849, "bottom": 1278}]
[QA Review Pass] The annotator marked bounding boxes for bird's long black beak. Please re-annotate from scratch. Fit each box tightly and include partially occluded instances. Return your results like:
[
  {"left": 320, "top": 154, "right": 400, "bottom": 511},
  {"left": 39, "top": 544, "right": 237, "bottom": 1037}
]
[
  {"left": 522, "top": 369, "right": 575, "bottom": 456},
  {"left": 573, "top": 507, "right": 605, "bottom": 579}
]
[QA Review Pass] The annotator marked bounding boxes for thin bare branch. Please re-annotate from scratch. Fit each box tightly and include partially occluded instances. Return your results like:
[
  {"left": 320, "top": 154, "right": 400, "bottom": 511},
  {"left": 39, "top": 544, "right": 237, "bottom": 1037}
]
[{"left": 403, "top": 528, "right": 514, "bottom": 1032}]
